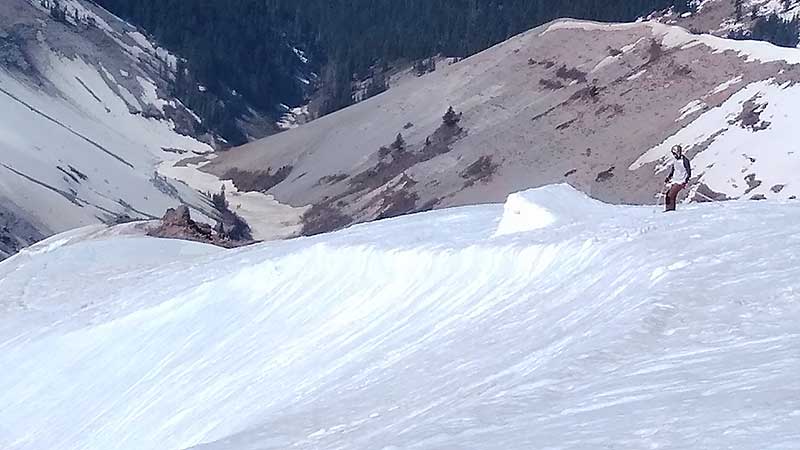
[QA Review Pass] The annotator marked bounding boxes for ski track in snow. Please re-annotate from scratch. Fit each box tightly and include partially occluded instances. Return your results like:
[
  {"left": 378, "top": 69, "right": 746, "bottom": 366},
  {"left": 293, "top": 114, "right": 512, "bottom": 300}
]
[{"left": 0, "top": 185, "right": 799, "bottom": 450}]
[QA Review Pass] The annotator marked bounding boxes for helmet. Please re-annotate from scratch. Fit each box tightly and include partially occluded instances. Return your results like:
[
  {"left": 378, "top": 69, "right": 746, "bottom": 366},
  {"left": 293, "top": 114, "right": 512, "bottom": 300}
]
[{"left": 671, "top": 144, "right": 683, "bottom": 157}]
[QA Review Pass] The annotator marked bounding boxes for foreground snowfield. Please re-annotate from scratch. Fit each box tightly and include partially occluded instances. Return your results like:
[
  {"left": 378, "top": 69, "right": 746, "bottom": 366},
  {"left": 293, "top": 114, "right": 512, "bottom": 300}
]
[{"left": 1, "top": 185, "right": 799, "bottom": 449}]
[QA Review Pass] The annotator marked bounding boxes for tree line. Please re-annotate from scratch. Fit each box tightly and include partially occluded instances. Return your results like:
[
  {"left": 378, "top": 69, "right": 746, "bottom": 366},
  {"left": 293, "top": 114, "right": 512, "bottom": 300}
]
[{"left": 94, "top": 0, "right": 693, "bottom": 143}]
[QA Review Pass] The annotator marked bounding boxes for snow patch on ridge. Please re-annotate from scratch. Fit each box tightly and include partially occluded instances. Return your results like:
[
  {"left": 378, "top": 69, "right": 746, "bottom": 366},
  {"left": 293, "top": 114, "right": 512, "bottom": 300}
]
[
  {"left": 494, "top": 184, "right": 634, "bottom": 236},
  {"left": 2, "top": 189, "right": 800, "bottom": 449},
  {"left": 632, "top": 79, "right": 800, "bottom": 200},
  {"left": 543, "top": 19, "right": 800, "bottom": 64}
]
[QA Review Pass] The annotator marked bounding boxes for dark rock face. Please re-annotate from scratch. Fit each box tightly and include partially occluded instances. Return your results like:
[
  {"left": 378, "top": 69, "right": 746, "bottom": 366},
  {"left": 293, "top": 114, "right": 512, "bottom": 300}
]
[
  {"left": 0, "top": 200, "right": 45, "bottom": 260},
  {"left": 147, "top": 205, "right": 253, "bottom": 248},
  {"left": 162, "top": 205, "right": 192, "bottom": 227}
]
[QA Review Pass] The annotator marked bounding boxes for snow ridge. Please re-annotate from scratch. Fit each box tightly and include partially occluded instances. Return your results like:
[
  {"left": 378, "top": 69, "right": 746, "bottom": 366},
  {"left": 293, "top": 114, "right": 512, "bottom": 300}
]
[{"left": 1, "top": 185, "right": 799, "bottom": 450}]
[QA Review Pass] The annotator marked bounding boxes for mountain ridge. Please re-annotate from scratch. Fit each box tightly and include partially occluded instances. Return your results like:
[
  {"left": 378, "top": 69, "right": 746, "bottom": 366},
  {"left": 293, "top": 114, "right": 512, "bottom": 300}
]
[
  {"left": 2, "top": 184, "right": 798, "bottom": 449},
  {"left": 204, "top": 17, "right": 800, "bottom": 235}
]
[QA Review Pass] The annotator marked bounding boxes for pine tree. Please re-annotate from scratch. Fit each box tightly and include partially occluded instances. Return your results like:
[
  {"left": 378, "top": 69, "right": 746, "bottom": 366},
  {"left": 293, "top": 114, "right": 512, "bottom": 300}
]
[
  {"left": 93, "top": 0, "right": 701, "bottom": 141},
  {"left": 391, "top": 133, "right": 405, "bottom": 151},
  {"left": 751, "top": 13, "right": 800, "bottom": 47},
  {"left": 443, "top": 106, "right": 462, "bottom": 126}
]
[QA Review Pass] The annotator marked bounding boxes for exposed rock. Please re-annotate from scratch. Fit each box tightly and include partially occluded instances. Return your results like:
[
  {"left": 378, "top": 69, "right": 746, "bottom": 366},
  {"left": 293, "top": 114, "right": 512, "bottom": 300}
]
[
  {"left": 162, "top": 205, "right": 192, "bottom": 227},
  {"left": 461, "top": 156, "right": 500, "bottom": 187},
  {"left": 596, "top": 166, "right": 615, "bottom": 183},
  {"left": 0, "top": 200, "right": 44, "bottom": 260},
  {"left": 691, "top": 183, "right": 729, "bottom": 203},
  {"left": 539, "top": 78, "right": 565, "bottom": 90},
  {"left": 318, "top": 173, "right": 349, "bottom": 185},
  {"left": 731, "top": 98, "right": 770, "bottom": 132},
  {"left": 301, "top": 204, "right": 353, "bottom": 236},
  {"left": 744, "top": 173, "right": 762, "bottom": 195},
  {"left": 555, "top": 65, "right": 587, "bottom": 83},
  {"left": 147, "top": 205, "right": 253, "bottom": 248}
]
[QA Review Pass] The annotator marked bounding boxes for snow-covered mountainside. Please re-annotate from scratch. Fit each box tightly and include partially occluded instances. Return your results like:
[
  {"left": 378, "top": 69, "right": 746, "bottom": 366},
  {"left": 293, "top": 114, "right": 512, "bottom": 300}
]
[
  {"left": 0, "top": 0, "right": 302, "bottom": 259},
  {"left": 1, "top": 184, "right": 799, "bottom": 449},
  {"left": 205, "top": 18, "right": 800, "bottom": 235}
]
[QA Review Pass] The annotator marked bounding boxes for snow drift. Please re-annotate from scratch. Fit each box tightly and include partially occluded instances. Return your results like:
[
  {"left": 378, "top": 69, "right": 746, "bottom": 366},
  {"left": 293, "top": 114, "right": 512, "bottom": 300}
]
[
  {"left": 1, "top": 184, "right": 799, "bottom": 450},
  {"left": 493, "top": 184, "right": 630, "bottom": 236}
]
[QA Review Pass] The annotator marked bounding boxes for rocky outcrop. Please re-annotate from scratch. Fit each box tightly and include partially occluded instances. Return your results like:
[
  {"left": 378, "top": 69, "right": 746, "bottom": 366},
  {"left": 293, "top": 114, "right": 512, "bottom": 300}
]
[{"left": 147, "top": 205, "right": 253, "bottom": 248}]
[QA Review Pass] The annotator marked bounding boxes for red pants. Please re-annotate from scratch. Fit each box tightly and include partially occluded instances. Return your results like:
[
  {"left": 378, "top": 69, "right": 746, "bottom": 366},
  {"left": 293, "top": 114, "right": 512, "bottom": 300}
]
[{"left": 665, "top": 183, "right": 684, "bottom": 211}]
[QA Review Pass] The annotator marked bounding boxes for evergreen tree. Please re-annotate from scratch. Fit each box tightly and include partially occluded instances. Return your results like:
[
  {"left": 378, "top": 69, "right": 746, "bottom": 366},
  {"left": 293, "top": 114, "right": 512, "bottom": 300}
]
[
  {"left": 92, "top": 0, "right": 714, "bottom": 141},
  {"left": 392, "top": 133, "right": 406, "bottom": 151},
  {"left": 751, "top": 13, "right": 800, "bottom": 47},
  {"left": 443, "top": 106, "right": 462, "bottom": 126}
]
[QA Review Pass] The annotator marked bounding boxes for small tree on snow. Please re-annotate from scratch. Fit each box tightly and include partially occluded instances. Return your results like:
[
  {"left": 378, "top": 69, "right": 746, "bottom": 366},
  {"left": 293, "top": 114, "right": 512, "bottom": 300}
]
[
  {"left": 391, "top": 133, "right": 405, "bottom": 150},
  {"left": 442, "top": 106, "right": 462, "bottom": 127}
]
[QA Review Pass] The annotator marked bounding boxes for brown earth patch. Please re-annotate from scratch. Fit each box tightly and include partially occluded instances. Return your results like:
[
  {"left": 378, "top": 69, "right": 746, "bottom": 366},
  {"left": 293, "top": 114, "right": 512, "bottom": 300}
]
[
  {"left": 570, "top": 85, "right": 602, "bottom": 102},
  {"left": 730, "top": 98, "right": 770, "bottom": 131},
  {"left": 223, "top": 165, "right": 293, "bottom": 192},
  {"left": 556, "top": 118, "right": 577, "bottom": 131},
  {"left": 375, "top": 181, "right": 420, "bottom": 221},
  {"left": 539, "top": 78, "right": 565, "bottom": 90},
  {"left": 461, "top": 156, "right": 500, "bottom": 187},
  {"left": 556, "top": 65, "right": 587, "bottom": 83},
  {"left": 301, "top": 204, "right": 354, "bottom": 236},
  {"left": 595, "top": 166, "right": 615, "bottom": 182},
  {"left": 302, "top": 117, "right": 467, "bottom": 235},
  {"left": 318, "top": 173, "right": 349, "bottom": 185},
  {"left": 174, "top": 155, "right": 209, "bottom": 167},
  {"left": 743, "top": 173, "right": 762, "bottom": 195}
]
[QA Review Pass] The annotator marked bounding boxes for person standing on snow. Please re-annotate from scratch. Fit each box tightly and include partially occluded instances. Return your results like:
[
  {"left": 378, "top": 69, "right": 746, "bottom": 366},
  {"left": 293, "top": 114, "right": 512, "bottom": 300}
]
[{"left": 664, "top": 144, "right": 692, "bottom": 212}]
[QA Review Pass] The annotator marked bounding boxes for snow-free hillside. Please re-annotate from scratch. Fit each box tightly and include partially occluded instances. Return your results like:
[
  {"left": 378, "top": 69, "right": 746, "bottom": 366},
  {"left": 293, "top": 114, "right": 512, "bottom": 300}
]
[
  {"left": 206, "top": 18, "right": 800, "bottom": 236},
  {"left": 0, "top": 0, "right": 304, "bottom": 259},
  {"left": 1, "top": 184, "right": 799, "bottom": 450}
]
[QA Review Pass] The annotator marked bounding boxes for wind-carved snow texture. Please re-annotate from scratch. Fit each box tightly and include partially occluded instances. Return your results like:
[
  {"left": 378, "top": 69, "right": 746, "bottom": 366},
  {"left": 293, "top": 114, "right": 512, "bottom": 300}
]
[{"left": 0, "top": 184, "right": 798, "bottom": 450}]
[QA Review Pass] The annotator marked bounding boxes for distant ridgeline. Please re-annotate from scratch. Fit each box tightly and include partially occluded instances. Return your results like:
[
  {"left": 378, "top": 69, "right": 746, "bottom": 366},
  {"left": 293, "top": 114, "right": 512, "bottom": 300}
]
[{"left": 95, "top": 0, "right": 692, "bottom": 143}]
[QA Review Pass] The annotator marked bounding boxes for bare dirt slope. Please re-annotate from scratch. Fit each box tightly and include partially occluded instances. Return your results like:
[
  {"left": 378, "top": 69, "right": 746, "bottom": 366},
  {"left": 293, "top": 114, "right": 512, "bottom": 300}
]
[{"left": 207, "top": 18, "right": 800, "bottom": 235}]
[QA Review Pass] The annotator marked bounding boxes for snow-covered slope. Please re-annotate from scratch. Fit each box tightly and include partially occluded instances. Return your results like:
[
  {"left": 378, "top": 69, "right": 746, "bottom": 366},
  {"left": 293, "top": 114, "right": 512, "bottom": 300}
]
[
  {"left": 206, "top": 18, "right": 800, "bottom": 236},
  {"left": 1, "top": 184, "right": 799, "bottom": 450},
  {"left": 657, "top": 0, "right": 800, "bottom": 40},
  {"left": 0, "top": 0, "right": 210, "bottom": 255},
  {"left": 0, "top": 0, "right": 304, "bottom": 259}
]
